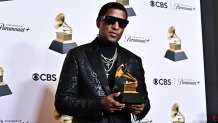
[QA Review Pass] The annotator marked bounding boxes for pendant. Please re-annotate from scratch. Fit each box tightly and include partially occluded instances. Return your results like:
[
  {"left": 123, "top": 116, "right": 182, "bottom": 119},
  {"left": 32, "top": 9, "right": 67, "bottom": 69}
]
[
  {"left": 106, "top": 62, "right": 111, "bottom": 69},
  {"left": 106, "top": 73, "right": 109, "bottom": 78}
]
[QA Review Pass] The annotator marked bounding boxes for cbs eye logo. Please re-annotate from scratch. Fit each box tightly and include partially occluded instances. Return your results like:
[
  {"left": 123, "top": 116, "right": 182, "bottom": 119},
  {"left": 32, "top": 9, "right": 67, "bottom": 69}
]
[
  {"left": 150, "top": 0, "right": 168, "bottom": 8},
  {"left": 32, "top": 73, "right": 57, "bottom": 81},
  {"left": 153, "top": 78, "right": 171, "bottom": 85}
]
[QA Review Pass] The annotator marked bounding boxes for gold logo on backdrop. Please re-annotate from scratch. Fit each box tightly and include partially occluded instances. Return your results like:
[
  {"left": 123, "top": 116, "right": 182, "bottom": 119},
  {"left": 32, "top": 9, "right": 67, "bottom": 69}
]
[
  {"left": 0, "top": 67, "right": 3, "bottom": 83},
  {"left": 171, "top": 103, "right": 185, "bottom": 123},
  {"left": 54, "top": 13, "right": 73, "bottom": 43},
  {"left": 164, "top": 26, "right": 187, "bottom": 61},
  {"left": 167, "top": 26, "right": 181, "bottom": 51},
  {"left": 116, "top": 0, "right": 136, "bottom": 16},
  {"left": 0, "top": 67, "right": 12, "bottom": 97},
  {"left": 49, "top": 13, "right": 77, "bottom": 54}
]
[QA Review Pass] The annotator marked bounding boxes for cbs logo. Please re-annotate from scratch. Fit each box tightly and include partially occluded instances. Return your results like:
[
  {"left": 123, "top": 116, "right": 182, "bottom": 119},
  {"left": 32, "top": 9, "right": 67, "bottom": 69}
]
[
  {"left": 32, "top": 73, "right": 57, "bottom": 81},
  {"left": 150, "top": 0, "right": 168, "bottom": 8},
  {"left": 153, "top": 78, "right": 171, "bottom": 85}
]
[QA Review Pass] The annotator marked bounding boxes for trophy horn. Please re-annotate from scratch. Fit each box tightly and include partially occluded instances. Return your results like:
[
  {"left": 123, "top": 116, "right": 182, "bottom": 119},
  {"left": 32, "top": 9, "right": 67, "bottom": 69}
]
[
  {"left": 0, "top": 67, "right": 4, "bottom": 83},
  {"left": 55, "top": 13, "right": 65, "bottom": 29},
  {"left": 167, "top": 26, "right": 176, "bottom": 40},
  {"left": 171, "top": 103, "right": 185, "bottom": 123},
  {"left": 171, "top": 103, "right": 179, "bottom": 118},
  {"left": 54, "top": 13, "right": 72, "bottom": 33},
  {"left": 0, "top": 67, "right": 4, "bottom": 76},
  {"left": 115, "top": 64, "right": 136, "bottom": 82}
]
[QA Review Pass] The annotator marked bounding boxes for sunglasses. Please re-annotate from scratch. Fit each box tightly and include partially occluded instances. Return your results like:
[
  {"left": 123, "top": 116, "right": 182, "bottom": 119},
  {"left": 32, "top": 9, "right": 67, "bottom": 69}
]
[{"left": 99, "top": 16, "right": 129, "bottom": 29}]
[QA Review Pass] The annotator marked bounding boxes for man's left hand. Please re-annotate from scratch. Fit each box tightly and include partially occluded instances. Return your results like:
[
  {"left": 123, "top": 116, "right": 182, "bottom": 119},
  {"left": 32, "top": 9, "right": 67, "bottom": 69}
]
[{"left": 126, "top": 104, "right": 144, "bottom": 115}]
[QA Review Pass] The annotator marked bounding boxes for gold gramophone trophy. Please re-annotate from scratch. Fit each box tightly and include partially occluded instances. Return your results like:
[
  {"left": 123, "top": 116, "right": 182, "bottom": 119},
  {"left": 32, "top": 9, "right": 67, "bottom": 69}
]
[
  {"left": 164, "top": 26, "right": 187, "bottom": 61},
  {"left": 116, "top": 0, "right": 136, "bottom": 16},
  {"left": 114, "top": 64, "right": 145, "bottom": 103},
  {"left": 0, "top": 67, "right": 12, "bottom": 97},
  {"left": 49, "top": 13, "right": 77, "bottom": 54},
  {"left": 171, "top": 103, "right": 185, "bottom": 123}
]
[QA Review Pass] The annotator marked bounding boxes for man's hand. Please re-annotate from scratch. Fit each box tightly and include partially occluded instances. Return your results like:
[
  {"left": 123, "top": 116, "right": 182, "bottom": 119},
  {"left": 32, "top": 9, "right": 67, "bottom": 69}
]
[
  {"left": 59, "top": 115, "right": 73, "bottom": 123},
  {"left": 126, "top": 103, "right": 145, "bottom": 115},
  {"left": 101, "top": 92, "right": 125, "bottom": 113}
]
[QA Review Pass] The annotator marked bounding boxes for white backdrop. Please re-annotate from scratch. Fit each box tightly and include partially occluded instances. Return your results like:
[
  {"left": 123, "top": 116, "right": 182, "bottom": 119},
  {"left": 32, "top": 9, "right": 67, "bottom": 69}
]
[{"left": 0, "top": 0, "right": 206, "bottom": 122}]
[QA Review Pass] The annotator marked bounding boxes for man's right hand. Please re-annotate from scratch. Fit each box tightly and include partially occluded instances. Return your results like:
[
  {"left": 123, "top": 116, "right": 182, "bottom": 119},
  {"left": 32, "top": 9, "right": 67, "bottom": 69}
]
[{"left": 100, "top": 92, "right": 125, "bottom": 113}]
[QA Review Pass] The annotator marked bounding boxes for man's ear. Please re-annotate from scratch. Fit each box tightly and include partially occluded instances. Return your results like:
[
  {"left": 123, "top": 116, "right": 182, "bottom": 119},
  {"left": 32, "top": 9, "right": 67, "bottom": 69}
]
[{"left": 96, "top": 18, "right": 100, "bottom": 28}]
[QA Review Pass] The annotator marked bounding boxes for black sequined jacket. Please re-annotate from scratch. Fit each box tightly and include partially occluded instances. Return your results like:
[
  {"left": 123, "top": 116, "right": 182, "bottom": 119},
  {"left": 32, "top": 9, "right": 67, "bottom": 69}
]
[{"left": 55, "top": 38, "right": 150, "bottom": 123}]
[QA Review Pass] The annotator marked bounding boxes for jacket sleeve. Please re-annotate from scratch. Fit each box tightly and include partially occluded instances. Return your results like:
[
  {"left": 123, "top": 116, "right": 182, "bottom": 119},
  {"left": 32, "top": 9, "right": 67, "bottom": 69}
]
[
  {"left": 54, "top": 50, "right": 103, "bottom": 120},
  {"left": 128, "top": 57, "right": 151, "bottom": 121}
]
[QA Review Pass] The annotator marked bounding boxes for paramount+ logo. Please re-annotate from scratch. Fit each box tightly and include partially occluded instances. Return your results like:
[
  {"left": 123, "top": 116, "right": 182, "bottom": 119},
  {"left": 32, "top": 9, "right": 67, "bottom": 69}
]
[
  {"left": 150, "top": 0, "right": 168, "bottom": 9},
  {"left": 32, "top": 73, "right": 57, "bottom": 81}
]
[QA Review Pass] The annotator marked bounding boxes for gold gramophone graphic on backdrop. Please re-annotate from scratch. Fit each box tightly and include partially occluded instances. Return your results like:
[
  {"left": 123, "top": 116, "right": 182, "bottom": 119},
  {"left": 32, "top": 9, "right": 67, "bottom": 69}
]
[
  {"left": 164, "top": 26, "right": 187, "bottom": 61},
  {"left": 116, "top": 0, "right": 136, "bottom": 16},
  {"left": 49, "top": 13, "right": 77, "bottom": 54},
  {"left": 171, "top": 103, "right": 185, "bottom": 123},
  {"left": 0, "top": 67, "right": 12, "bottom": 97},
  {"left": 114, "top": 64, "right": 145, "bottom": 103}
]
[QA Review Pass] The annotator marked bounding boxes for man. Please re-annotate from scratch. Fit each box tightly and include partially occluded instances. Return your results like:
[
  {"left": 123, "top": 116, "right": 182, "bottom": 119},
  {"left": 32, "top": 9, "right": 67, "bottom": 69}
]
[{"left": 55, "top": 2, "right": 150, "bottom": 123}]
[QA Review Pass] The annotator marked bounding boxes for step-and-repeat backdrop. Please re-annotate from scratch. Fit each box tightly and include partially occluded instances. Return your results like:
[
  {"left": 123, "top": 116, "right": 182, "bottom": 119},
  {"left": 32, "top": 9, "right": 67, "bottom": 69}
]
[{"left": 0, "top": 0, "right": 207, "bottom": 122}]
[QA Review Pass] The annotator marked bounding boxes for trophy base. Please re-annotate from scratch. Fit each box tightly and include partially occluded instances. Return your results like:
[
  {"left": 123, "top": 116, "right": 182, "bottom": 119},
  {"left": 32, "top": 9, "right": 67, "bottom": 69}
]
[
  {"left": 0, "top": 84, "right": 12, "bottom": 97},
  {"left": 173, "top": 122, "right": 185, "bottom": 123},
  {"left": 125, "top": 7, "right": 136, "bottom": 16},
  {"left": 116, "top": 93, "right": 145, "bottom": 104},
  {"left": 164, "top": 50, "right": 187, "bottom": 62},
  {"left": 49, "top": 40, "right": 77, "bottom": 54}
]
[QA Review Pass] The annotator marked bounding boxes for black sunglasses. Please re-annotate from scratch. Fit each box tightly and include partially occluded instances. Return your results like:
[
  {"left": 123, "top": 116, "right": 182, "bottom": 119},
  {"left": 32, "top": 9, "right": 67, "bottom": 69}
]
[{"left": 99, "top": 16, "right": 129, "bottom": 29}]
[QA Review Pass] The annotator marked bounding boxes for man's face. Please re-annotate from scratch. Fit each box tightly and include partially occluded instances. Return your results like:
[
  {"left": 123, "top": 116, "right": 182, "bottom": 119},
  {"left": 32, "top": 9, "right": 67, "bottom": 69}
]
[{"left": 97, "top": 9, "right": 128, "bottom": 44}]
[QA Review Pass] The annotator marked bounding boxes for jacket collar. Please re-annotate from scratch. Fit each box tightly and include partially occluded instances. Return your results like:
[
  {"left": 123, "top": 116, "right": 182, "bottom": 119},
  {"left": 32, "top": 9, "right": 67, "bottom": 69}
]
[
  {"left": 85, "top": 38, "right": 128, "bottom": 95},
  {"left": 85, "top": 38, "right": 110, "bottom": 95}
]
